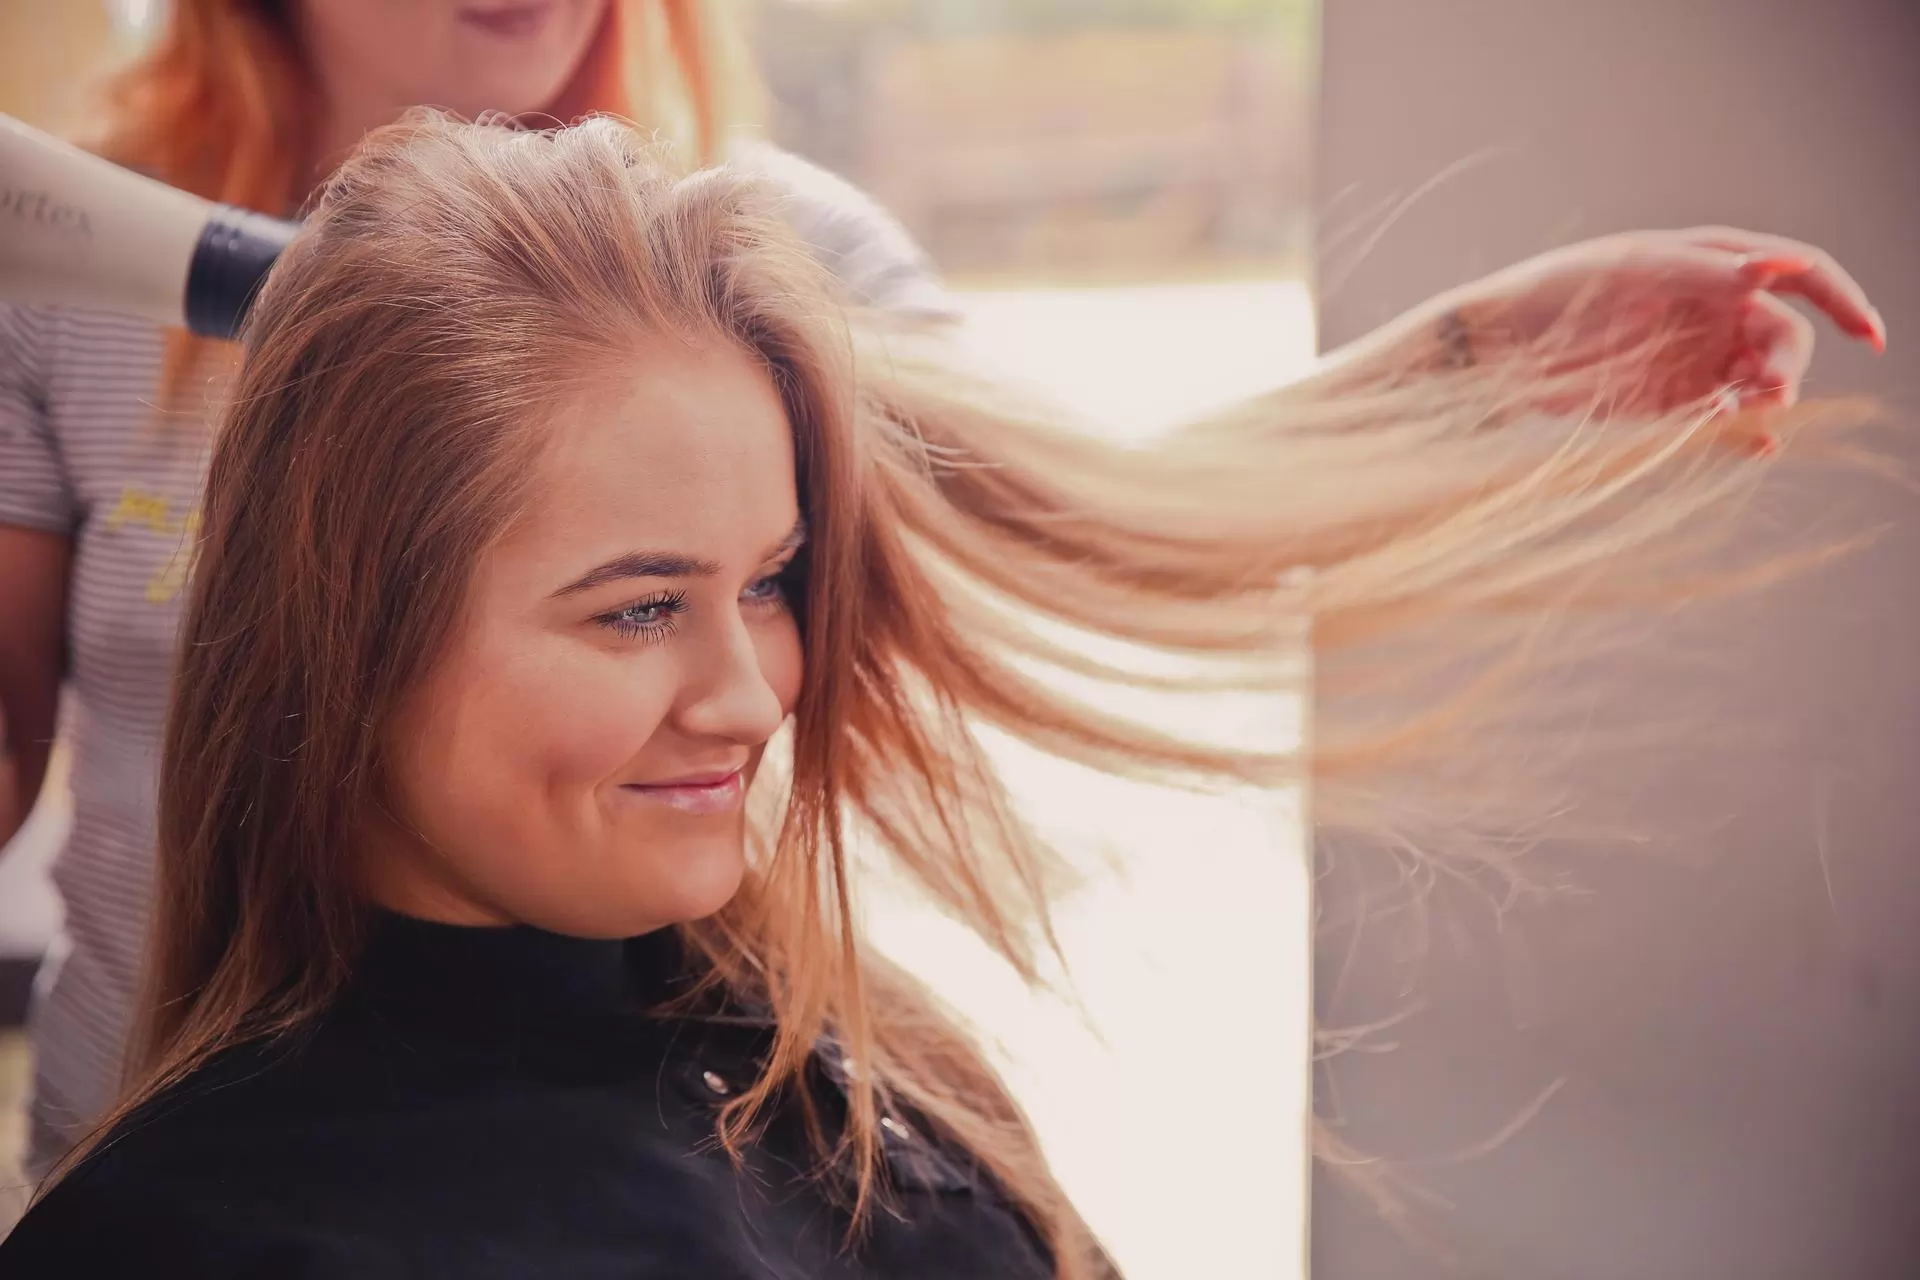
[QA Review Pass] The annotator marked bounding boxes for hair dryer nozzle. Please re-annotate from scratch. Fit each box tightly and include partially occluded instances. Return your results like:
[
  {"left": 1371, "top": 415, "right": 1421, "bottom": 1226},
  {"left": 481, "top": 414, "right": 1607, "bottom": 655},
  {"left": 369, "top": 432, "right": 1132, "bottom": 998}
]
[{"left": 187, "top": 206, "right": 300, "bottom": 340}]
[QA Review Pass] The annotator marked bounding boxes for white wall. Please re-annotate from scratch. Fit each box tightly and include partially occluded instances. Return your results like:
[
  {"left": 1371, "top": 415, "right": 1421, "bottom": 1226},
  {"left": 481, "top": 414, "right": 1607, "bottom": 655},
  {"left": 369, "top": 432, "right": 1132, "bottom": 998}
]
[{"left": 1313, "top": 3, "right": 1920, "bottom": 1277}]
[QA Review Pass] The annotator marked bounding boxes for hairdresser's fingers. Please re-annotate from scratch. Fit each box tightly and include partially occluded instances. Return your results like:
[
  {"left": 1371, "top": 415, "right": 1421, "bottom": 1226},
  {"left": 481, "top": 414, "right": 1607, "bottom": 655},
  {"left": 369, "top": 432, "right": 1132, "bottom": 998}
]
[
  {"left": 1679, "top": 227, "right": 1885, "bottom": 350},
  {"left": 1730, "top": 292, "right": 1817, "bottom": 409},
  {"left": 1564, "top": 239, "right": 1762, "bottom": 304},
  {"left": 1557, "top": 235, "right": 1737, "bottom": 283},
  {"left": 1524, "top": 240, "right": 1749, "bottom": 334}
]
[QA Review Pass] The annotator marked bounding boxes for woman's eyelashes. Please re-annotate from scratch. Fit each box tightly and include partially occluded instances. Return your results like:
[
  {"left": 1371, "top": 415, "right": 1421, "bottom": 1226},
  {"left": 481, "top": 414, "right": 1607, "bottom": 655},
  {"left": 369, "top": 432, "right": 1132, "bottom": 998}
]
[
  {"left": 592, "top": 570, "right": 791, "bottom": 642},
  {"left": 596, "top": 589, "right": 689, "bottom": 641}
]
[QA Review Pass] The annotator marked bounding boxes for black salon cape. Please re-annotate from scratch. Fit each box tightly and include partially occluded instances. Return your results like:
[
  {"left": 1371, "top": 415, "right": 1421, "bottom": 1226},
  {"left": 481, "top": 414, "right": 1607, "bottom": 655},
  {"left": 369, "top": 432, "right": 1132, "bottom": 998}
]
[{"left": 0, "top": 916, "right": 1058, "bottom": 1278}]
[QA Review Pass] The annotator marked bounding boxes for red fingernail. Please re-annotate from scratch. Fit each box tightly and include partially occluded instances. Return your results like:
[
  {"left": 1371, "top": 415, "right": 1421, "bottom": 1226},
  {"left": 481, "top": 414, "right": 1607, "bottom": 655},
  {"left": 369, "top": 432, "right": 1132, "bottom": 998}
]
[{"left": 1751, "top": 432, "right": 1779, "bottom": 458}]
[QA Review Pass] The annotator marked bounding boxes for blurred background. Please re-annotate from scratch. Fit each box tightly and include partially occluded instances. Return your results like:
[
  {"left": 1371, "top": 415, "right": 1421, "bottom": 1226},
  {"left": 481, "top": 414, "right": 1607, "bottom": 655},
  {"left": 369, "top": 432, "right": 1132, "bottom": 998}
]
[{"left": 6, "top": 2, "right": 1920, "bottom": 1278}]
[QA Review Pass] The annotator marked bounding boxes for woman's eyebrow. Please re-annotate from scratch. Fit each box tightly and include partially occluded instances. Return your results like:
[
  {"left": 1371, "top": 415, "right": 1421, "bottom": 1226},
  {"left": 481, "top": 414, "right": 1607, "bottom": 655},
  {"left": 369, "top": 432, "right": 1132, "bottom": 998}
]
[
  {"left": 551, "top": 550, "right": 720, "bottom": 598},
  {"left": 552, "top": 519, "right": 807, "bottom": 599}
]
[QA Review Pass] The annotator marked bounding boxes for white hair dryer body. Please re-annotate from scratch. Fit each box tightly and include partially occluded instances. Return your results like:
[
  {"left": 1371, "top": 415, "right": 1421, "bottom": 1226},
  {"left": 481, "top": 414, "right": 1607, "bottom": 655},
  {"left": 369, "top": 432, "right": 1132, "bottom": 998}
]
[{"left": 0, "top": 113, "right": 295, "bottom": 339}]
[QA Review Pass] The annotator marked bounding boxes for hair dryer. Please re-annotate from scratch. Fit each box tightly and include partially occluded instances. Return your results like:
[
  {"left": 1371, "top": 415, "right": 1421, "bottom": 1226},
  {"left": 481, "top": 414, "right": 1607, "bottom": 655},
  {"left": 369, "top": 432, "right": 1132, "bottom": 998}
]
[{"left": 1, "top": 113, "right": 296, "bottom": 340}]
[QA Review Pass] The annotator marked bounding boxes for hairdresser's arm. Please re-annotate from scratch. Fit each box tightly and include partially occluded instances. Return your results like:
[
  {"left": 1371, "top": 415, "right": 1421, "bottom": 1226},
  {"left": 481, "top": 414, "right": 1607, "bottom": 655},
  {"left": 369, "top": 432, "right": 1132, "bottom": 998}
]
[
  {"left": 0, "top": 307, "right": 72, "bottom": 849},
  {"left": 0, "top": 703, "right": 15, "bottom": 842},
  {"left": 1314, "top": 226, "right": 1881, "bottom": 424},
  {"left": 0, "top": 528, "right": 65, "bottom": 848}
]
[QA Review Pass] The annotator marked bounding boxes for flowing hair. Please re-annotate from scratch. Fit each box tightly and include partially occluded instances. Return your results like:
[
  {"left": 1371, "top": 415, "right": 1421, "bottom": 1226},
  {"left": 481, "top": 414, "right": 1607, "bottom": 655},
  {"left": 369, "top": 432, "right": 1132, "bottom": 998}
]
[
  {"left": 47, "top": 115, "right": 1876, "bottom": 1277},
  {"left": 78, "top": 0, "right": 751, "bottom": 407}
]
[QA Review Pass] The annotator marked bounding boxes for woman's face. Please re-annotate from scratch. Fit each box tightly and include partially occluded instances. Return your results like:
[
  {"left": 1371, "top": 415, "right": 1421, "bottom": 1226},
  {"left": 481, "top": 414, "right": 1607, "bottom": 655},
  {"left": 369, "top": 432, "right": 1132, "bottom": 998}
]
[
  {"left": 364, "top": 339, "right": 806, "bottom": 938},
  {"left": 294, "top": 0, "right": 608, "bottom": 122}
]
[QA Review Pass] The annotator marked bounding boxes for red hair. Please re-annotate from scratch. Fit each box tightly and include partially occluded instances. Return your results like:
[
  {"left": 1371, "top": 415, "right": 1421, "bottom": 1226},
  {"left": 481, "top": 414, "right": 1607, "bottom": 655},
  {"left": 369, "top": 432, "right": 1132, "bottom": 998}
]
[{"left": 82, "top": 0, "right": 748, "bottom": 402}]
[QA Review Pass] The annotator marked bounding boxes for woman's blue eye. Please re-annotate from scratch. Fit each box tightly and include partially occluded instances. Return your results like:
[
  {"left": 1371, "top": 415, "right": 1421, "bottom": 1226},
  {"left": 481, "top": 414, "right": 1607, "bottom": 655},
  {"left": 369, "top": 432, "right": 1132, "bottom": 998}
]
[
  {"left": 742, "top": 573, "right": 787, "bottom": 605},
  {"left": 592, "top": 577, "right": 785, "bottom": 643},
  {"left": 596, "top": 590, "right": 687, "bottom": 640}
]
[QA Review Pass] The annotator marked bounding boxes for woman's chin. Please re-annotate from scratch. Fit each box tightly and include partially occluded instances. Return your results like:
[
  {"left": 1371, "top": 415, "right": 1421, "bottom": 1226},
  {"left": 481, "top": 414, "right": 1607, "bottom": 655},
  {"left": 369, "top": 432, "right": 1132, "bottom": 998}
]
[
  {"left": 650, "top": 834, "right": 750, "bottom": 926},
  {"left": 559, "top": 834, "right": 749, "bottom": 939}
]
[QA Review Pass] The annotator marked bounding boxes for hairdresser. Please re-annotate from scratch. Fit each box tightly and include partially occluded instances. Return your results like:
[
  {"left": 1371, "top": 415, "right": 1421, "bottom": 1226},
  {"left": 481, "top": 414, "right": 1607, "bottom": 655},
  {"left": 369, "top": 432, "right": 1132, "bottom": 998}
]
[{"left": 0, "top": 0, "right": 962, "bottom": 1183}]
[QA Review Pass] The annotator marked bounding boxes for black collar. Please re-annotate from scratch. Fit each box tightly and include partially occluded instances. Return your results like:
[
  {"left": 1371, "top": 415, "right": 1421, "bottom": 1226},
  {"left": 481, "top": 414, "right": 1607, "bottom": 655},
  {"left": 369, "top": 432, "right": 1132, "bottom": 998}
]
[{"left": 352, "top": 912, "right": 697, "bottom": 1025}]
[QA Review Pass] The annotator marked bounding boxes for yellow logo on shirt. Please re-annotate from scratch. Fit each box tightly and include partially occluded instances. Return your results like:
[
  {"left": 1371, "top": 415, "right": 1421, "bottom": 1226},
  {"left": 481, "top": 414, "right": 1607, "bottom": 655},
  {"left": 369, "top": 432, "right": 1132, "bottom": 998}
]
[{"left": 103, "top": 486, "right": 201, "bottom": 604}]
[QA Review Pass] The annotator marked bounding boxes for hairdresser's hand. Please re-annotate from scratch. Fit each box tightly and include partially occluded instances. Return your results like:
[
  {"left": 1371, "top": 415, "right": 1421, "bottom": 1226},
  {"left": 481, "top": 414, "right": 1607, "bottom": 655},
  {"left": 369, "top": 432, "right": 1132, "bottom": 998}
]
[
  {"left": 1432, "top": 226, "right": 1884, "bottom": 424},
  {"left": 732, "top": 141, "right": 960, "bottom": 323}
]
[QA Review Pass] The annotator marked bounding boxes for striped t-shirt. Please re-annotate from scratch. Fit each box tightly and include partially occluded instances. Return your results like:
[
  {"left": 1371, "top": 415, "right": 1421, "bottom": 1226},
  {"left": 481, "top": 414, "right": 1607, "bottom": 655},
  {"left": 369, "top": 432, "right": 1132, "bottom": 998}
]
[{"left": 0, "top": 142, "right": 955, "bottom": 1173}]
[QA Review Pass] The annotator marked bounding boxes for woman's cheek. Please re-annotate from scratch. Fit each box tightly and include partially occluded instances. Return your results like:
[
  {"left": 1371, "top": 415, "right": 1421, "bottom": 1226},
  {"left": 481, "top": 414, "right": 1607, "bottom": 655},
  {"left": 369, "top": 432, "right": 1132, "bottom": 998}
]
[
  {"left": 429, "top": 624, "right": 673, "bottom": 794},
  {"left": 524, "top": 649, "right": 679, "bottom": 782}
]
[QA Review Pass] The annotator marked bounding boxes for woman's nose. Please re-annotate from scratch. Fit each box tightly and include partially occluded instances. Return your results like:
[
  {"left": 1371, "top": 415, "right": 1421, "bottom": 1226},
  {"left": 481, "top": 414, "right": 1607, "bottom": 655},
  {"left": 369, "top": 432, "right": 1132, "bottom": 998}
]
[{"left": 673, "top": 614, "right": 790, "bottom": 746}]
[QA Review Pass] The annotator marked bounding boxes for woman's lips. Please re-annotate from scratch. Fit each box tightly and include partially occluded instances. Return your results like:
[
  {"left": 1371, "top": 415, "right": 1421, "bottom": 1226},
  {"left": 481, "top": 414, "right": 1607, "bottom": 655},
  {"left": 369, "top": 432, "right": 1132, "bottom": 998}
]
[
  {"left": 620, "top": 771, "right": 745, "bottom": 816},
  {"left": 457, "top": 3, "right": 555, "bottom": 39}
]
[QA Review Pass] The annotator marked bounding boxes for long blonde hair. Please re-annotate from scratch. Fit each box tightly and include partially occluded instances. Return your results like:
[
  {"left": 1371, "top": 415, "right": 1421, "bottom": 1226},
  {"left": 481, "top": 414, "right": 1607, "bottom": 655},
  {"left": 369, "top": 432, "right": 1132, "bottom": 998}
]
[{"left": 59, "top": 115, "right": 1874, "bottom": 1276}]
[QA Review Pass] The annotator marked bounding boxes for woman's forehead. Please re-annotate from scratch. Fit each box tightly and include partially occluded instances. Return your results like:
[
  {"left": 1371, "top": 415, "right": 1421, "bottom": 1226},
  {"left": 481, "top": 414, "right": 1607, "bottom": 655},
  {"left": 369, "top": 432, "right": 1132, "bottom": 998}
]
[{"left": 506, "top": 342, "right": 801, "bottom": 568}]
